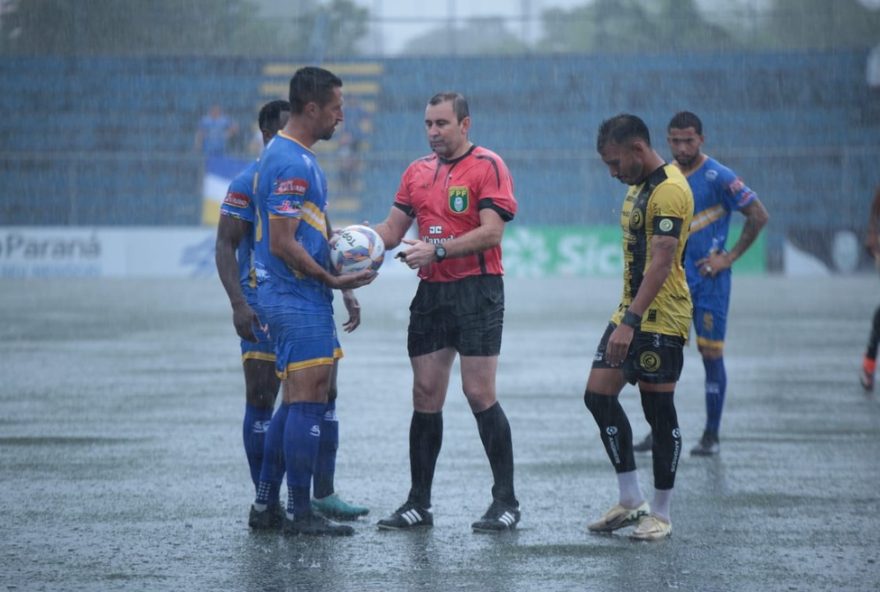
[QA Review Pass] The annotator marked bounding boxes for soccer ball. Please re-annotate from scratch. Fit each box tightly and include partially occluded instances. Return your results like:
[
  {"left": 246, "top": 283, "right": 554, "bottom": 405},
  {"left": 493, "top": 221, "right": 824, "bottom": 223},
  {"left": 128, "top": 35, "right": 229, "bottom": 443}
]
[{"left": 329, "top": 225, "right": 385, "bottom": 274}]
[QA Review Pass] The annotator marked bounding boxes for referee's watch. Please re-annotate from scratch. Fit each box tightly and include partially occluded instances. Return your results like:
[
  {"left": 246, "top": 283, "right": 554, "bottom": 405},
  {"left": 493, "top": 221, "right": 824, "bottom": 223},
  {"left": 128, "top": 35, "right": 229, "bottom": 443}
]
[{"left": 434, "top": 244, "right": 447, "bottom": 262}]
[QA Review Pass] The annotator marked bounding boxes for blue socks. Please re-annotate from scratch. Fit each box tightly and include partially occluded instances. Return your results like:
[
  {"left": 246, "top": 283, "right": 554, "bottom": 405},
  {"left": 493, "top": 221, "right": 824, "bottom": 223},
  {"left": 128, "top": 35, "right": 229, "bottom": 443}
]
[
  {"left": 284, "top": 402, "right": 325, "bottom": 517},
  {"left": 254, "top": 402, "right": 290, "bottom": 507},
  {"left": 703, "top": 357, "right": 727, "bottom": 434},
  {"left": 243, "top": 404, "right": 273, "bottom": 490},
  {"left": 313, "top": 400, "right": 339, "bottom": 500}
]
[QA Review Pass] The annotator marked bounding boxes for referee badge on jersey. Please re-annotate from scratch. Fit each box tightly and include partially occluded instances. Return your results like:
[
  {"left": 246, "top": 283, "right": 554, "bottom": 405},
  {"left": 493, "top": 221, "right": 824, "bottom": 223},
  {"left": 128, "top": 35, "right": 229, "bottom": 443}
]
[{"left": 448, "top": 186, "right": 469, "bottom": 214}]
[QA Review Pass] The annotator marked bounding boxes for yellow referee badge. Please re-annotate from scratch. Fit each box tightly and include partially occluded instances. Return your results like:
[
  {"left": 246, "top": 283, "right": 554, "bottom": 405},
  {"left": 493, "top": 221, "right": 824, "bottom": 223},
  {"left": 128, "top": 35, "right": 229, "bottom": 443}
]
[
  {"left": 659, "top": 218, "right": 674, "bottom": 233},
  {"left": 448, "top": 186, "right": 469, "bottom": 214}
]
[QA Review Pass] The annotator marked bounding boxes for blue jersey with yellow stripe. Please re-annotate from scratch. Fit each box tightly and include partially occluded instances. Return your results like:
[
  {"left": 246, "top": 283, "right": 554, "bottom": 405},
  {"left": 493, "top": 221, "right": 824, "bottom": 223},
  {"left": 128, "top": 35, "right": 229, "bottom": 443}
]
[
  {"left": 219, "top": 160, "right": 259, "bottom": 306},
  {"left": 684, "top": 156, "right": 756, "bottom": 289},
  {"left": 253, "top": 131, "right": 333, "bottom": 312}
]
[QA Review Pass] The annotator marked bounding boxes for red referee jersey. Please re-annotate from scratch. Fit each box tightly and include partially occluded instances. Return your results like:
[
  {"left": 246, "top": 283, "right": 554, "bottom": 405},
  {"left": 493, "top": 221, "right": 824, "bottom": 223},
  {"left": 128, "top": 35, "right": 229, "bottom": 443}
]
[{"left": 393, "top": 145, "right": 517, "bottom": 282}]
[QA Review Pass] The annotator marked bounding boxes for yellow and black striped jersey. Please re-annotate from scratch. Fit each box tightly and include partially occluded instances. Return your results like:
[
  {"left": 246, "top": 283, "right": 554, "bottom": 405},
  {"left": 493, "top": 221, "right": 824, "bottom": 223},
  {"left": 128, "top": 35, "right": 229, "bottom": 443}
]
[{"left": 610, "top": 164, "right": 694, "bottom": 340}]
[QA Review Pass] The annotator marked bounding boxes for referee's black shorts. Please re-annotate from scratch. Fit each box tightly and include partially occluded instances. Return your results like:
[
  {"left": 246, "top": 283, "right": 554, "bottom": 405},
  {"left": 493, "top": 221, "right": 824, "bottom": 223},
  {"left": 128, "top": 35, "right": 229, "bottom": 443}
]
[{"left": 407, "top": 275, "right": 504, "bottom": 358}]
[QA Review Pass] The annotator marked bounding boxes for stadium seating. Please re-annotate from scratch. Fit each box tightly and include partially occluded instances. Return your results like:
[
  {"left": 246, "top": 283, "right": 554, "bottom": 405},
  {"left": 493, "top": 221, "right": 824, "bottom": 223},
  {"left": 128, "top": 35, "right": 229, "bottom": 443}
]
[{"left": 0, "top": 52, "right": 877, "bottom": 235}]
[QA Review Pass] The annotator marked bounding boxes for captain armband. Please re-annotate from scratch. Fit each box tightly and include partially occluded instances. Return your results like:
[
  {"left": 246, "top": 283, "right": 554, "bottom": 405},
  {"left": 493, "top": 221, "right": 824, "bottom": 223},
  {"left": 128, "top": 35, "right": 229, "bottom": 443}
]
[{"left": 652, "top": 216, "right": 683, "bottom": 237}]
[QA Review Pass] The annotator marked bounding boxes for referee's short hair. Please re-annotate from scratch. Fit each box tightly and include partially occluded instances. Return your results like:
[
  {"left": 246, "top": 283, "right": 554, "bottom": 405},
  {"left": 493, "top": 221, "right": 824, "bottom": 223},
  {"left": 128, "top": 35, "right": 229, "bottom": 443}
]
[{"left": 428, "top": 92, "right": 469, "bottom": 122}]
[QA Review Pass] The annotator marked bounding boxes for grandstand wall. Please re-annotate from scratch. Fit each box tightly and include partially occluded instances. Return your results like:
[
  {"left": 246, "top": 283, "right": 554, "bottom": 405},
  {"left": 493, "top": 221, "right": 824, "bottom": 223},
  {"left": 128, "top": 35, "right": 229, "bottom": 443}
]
[{"left": 1, "top": 51, "right": 877, "bottom": 271}]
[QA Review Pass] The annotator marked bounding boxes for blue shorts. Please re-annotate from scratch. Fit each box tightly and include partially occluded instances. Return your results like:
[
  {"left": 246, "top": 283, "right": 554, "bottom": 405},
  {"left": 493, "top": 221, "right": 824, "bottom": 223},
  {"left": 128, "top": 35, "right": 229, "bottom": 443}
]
[
  {"left": 240, "top": 302, "right": 275, "bottom": 363},
  {"left": 688, "top": 272, "right": 731, "bottom": 349},
  {"left": 262, "top": 305, "right": 342, "bottom": 379}
]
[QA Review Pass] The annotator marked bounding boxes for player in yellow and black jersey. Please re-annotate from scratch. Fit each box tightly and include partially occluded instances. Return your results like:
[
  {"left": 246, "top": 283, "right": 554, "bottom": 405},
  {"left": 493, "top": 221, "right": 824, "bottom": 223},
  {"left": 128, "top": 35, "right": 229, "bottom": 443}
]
[
  {"left": 582, "top": 114, "right": 693, "bottom": 542},
  {"left": 612, "top": 162, "right": 693, "bottom": 340}
]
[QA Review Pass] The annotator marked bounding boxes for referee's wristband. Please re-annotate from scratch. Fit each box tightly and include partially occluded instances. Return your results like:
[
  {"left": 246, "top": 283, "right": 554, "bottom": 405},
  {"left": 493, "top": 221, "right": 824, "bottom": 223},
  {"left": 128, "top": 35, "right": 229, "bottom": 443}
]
[{"left": 621, "top": 309, "right": 642, "bottom": 329}]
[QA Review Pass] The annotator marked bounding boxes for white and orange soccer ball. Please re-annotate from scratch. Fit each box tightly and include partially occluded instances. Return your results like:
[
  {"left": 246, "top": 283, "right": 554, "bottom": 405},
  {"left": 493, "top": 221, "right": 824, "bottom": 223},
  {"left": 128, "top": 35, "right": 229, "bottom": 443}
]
[{"left": 330, "top": 224, "right": 385, "bottom": 275}]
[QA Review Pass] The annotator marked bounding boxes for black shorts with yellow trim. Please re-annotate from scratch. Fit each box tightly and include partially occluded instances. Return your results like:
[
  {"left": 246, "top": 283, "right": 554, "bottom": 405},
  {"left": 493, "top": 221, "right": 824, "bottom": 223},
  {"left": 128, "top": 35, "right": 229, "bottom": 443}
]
[{"left": 592, "top": 322, "right": 685, "bottom": 385}]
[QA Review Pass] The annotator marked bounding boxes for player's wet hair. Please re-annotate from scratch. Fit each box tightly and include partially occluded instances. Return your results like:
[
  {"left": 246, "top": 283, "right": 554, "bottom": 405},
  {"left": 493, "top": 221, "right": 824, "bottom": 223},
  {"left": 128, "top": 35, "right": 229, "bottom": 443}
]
[
  {"left": 668, "top": 111, "right": 703, "bottom": 135},
  {"left": 428, "top": 92, "right": 469, "bottom": 122},
  {"left": 289, "top": 67, "right": 343, "bottom": 114},
  {"left": 258, "top": 100, "right": 291, "bottom": 133},
  {"left": 596, "top": 113, "right": 651, "bottom": 152}
]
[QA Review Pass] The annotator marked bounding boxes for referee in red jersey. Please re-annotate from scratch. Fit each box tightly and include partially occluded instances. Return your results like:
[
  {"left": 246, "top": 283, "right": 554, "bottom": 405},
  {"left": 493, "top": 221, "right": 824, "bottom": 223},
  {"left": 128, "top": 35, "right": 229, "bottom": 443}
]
[{"left": 373, "top": 92, "right": 520, "bottom": 533}]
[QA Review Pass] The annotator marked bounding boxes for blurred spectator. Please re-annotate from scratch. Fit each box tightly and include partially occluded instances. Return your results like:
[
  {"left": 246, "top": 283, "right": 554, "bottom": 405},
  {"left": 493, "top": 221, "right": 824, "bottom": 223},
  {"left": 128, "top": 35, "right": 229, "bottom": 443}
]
[
  {"left": 859, "top": 185, "right": 880, "bottom": 391},
  {"left": 337, "top": 130, "right": 358, "bottom": 193},
  {"left": 195, "top": 104, "right": 239, "bottom": 157},
  {"left": 343, "top": 95, "right": 369, "bottom": 153}
]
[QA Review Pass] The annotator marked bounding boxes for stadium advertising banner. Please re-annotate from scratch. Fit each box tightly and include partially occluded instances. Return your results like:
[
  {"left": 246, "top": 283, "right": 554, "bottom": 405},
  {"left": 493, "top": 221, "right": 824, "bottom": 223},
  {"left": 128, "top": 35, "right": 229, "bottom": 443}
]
[
  {"left": 0, "top": 227, "right": 214, "bottom": 279},
  {"left": 501, "top": 225, "right": 765, "bottom": 277},
  {"left": 0, "top": 226, "right": 765, "bottom": 279}
]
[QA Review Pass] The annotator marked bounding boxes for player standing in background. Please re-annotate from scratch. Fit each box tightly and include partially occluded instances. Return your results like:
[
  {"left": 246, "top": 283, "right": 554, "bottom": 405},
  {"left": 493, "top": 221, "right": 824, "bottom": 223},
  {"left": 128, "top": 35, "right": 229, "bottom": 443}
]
[
  {"left": 860, "top": 185, "right": 880, "bottom": 391},
  {"left": 215, "top": 99, "right": 288, "bottom": 516},
  {"left": 372, "top": 92, "right": 521, "bottom": 533},
  {"left": 633, "top": 111, "right": 769, "bottom": 456},
  {"left": 584, "top": 114, "right": 693, "bottom": 541},
  {"left": 216, "top": 100, "right": 370, "bottom": 531},
  {"left": 248, "top": 67, "right": 375, "bottom": 536}
]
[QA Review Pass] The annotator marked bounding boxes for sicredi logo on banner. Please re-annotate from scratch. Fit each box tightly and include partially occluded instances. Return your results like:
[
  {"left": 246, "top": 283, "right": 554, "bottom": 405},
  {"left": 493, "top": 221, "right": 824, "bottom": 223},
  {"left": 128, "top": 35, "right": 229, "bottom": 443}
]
[{"left": 0, "top": 229, "right": 103, "bottom": 278}]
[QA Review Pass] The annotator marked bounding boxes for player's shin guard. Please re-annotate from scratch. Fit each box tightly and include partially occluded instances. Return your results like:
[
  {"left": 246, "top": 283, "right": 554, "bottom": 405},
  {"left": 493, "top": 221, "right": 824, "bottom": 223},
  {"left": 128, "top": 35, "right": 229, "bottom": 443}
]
[
  {"left": 408, "top": 411, "right": 443, "bottom": 508},
  {"left": 640, "top": 390, "right": 682, "bottom": 490},
  {"left": 703, "top": 357, "right": 727, "bottom": 434},
  {"left": 313, "top": 399, "right": 338, "bottom": 499},
  {"left": 243, "top": 403, "right": 273, "bottom": 489},
  {"left": 583, "top": 391, "right": 637, "bottom": 474},
  {"left": 474, "top": 402, "right": 516, "bottom": 506},
  {"left": 255, "top": 402, "right": 290, "bottom": 506},
  {"left": 284, "top": 402, "right": 324, "bottom": 517}
]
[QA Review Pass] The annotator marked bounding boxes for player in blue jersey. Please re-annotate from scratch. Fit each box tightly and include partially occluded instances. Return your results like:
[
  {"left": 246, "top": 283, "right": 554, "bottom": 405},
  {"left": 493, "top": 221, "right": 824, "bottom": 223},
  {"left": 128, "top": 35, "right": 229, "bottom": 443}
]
[
  {"left": 216, "top": 100, "right": 289, "bottom": 506},
  {"left": 634, "top": 111, "right": 769, "bottom": 456},
  {"left": 248, "top": 67, "right": 375, "bottom": 537},
  {"left": 216, "top": 99, "right": 368, "bottom": 533},
  {"left": 860, "top": 186, "right": 880, "bottom": 391}
]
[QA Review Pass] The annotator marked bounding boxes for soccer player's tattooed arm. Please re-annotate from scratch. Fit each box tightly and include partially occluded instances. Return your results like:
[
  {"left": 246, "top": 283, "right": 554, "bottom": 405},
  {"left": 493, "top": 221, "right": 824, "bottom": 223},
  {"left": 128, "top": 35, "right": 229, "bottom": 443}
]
[
  {"left": 728, "top": 198, "right": 769, "bottom": 263},
  {"left": 269, "top": 215, "right": 375, "bottom": 291},
  {"left": 605, "top": 235, "right": 678, "bottom": 366},
  {"left": 215, "top": 214, "right": 258, "bottom": 342},
  {"left": 629, "top": 234, "right": 678, "bottom": 318}
]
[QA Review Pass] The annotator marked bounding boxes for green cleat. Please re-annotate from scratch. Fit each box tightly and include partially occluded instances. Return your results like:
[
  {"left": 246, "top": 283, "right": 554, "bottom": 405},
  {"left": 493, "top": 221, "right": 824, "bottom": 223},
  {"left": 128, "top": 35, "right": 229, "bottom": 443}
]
[{"left": 311, "top": 493, "right": 370, "bottom": 521}]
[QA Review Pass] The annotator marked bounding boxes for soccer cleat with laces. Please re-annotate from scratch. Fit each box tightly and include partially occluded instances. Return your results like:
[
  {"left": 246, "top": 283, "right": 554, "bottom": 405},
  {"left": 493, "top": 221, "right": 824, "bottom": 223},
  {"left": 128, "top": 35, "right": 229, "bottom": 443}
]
[
  {"left": 629, "top": 513, "right": 672, "bottom": 541},
  {"left": 282, "top": 512, "right": 354, "bottom": 536},
  {"left": 311, "top": 493, "right": 370, "bottom": 521},
  {"left": 690, "top": 430, "right": 720, "bottom": 456},
  {"left": 633, "top": 432, "right": 653, "bottom": 453},
  {"left": 248, "top": 503, "right": 284, "bottom": 530},
  {"left": 376, "top": 501, "right": 433, "bottom": 530},
  {"left": 472, "top": 500, "right": 521, "bottom": 533},
  {"left": 587, "top": 501, "right": 650, "bottom": 533}
]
